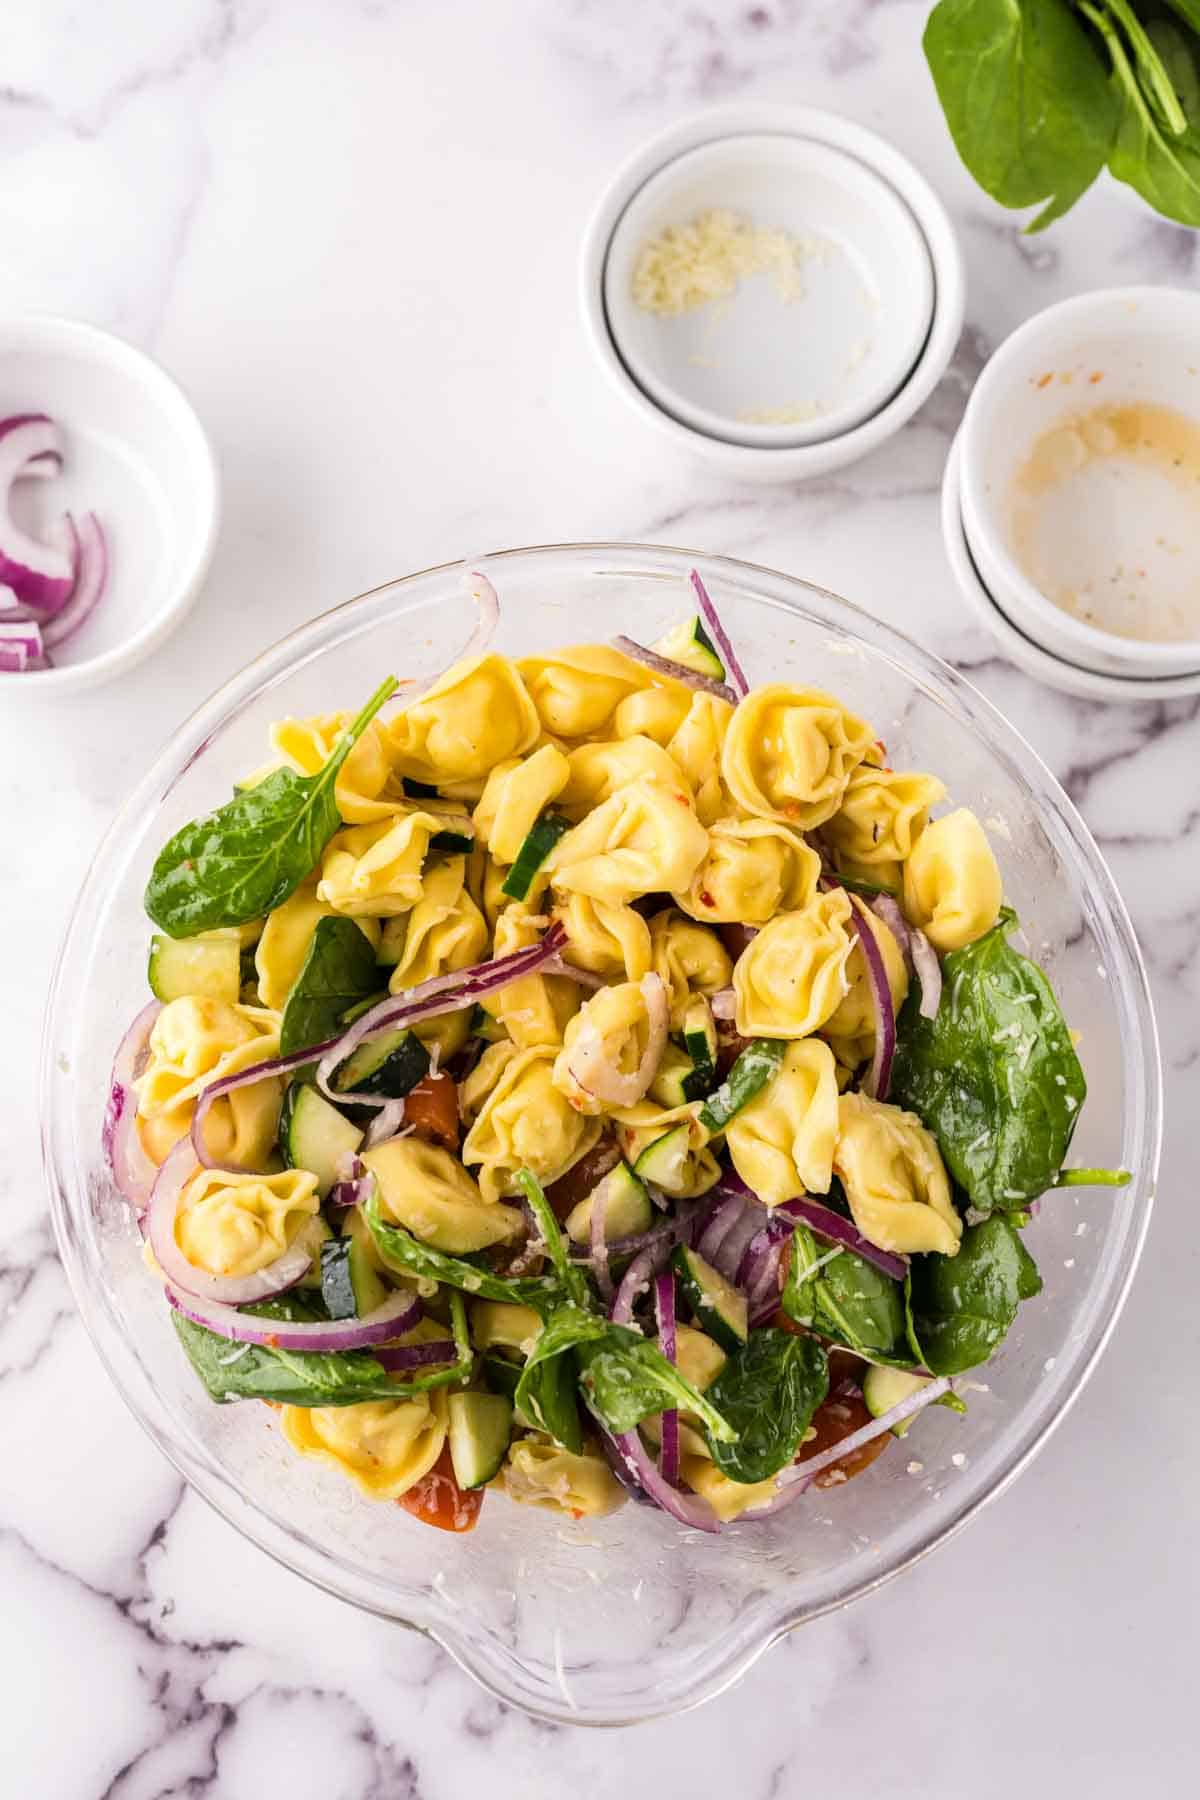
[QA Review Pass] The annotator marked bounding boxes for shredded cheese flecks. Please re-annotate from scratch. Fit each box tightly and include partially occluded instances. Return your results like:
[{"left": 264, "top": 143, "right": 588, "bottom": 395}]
[{"left": 632, "top": 208, "right": 820, "bottom": 317}]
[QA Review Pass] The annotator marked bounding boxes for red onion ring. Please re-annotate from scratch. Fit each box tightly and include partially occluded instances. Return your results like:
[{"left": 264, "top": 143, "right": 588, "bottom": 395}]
[
  {"left": 689, "top": 569, "right": 749, "bottom": 699},
  {"left": 910, "top": 928, "right": 943, "bottom": 1019},
  {"left": 654, "top": 1271, "right": 680, "bottom": 1487},
  {"left": 709, "top": 987, "right": 737, "bottom": 1021},
  {"left": 611, "top": 634, "right": 736, "bottom": 703},
  {"left": 149, "top": 1139, "right": 316, "bottom": 1306},
  {"left": 104, "top": 1001, "right": 163, "bottom": 1212},
  {"left": 848, "top": 902, "right": 896, "bottom": 1101},
  {"left": 601, "top": 1423, "right": 720, "bottom": 1532},
  {"left": 609, "top": 1244, "right": 661, "bottom": 1326},
  {"left": 165, "top": 1281, "right": 423, "bottom": 1352},
  {"left": 41, "top": 513, "right": 108, "bottom": 650},
  {"left": 0, "top": 416, "right": 76, "bottom": 612},
  {"left": 375, "top": 1338, "right": 456, "bottom": 1371}
]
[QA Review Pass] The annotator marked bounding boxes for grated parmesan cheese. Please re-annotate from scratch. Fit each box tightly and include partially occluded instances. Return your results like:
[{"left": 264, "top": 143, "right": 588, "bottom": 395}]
[{"left": 632, "top": 208, "right": 817, "bottom": 317}]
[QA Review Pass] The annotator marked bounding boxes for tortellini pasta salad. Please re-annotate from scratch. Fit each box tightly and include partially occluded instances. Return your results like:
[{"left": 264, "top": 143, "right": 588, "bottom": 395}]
[{"left": 105, "top": 570, "right": 1121, "bottom": 1538}]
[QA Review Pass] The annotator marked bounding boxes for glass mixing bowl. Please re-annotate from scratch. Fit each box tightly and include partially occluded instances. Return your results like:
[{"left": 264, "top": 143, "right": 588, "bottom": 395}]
[{"left": 42, "top": 544, "right": 1160, "bottom": 1725}]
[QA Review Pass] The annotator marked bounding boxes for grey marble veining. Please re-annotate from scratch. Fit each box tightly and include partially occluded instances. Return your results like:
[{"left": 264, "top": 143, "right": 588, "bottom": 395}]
[{"left": 1, "top": 0, "right": 1197, "bottom": 1793}]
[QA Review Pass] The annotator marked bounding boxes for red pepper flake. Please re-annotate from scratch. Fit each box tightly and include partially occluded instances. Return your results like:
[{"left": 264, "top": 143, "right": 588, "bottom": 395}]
[
  {"left": 265, "top": 1334, "right": 279, "bottom": 1348},
  {"left": 1036, "top": 372, "right": 1053, "bottom": 389},
  {"left": 699, "top": 889, "right": 716, "bottom": 909},
  {"left": 1089, "top": 371, "right": 1104, "bottom": 384}
]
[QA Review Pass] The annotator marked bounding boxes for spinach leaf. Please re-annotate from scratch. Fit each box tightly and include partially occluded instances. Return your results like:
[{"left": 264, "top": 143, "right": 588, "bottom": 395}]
[
  {"left": 705, "top": 1329, "right": 829, "bottom": 1485},
  {"left": 906, "top": 1216, "right": 1043, "bottom": 1375},
  {"left": 145, "top": 676, "right": 397, "bottom": 937},
  {"left": 514, "top": 1306, "right": 602, "bottom": 1451},
  {"left": 812, "top": 1249, "right": 913, "bottom": 1363},
  {"left": 924, "top": 0, "right": 1118, "bottom": 230},
  {"left": 780, "top": 1223, "right": 821, "bottom": 1328},
  {"left": 1101, "top": 0, "right": 1188, "bottom": 132},
  {"left": 890, "top": 908, "right": 1086, "bottom": 1213},
  {"left": 279, "top": 916, "right": 381, "bottom": 1058},
  {"left": 1082, "top": 0, "right": 1200, "bottom": 223},
  {"left": 363, "top": 1191, "right": 565, "bottom": 1313},
  {"left": 171, "top": 1289, "right": 473, "bottom": 1406},
  {"left": 514, "top": 1167, "right": 591, "bottom": 1310},
  {"left": 1146, "top": 16, "right": 1200, "bottom": 125}
]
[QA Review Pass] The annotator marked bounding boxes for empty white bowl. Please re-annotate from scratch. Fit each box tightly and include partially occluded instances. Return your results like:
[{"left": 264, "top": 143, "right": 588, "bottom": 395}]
[
  {"left": 580, "top": 105, "right": 965, "bottom": 482},
  {"left": 0, "top": 315, "right": 219, "bottom": 694},
  {"left": 958, "top": 287, "right": 1200, "bottom": 680},
  {"left": 603, "top": 133, "right": 934, "bottom": 449},
  {"left": 943, "top": 432, "right": 1200, "bottom": 701}
]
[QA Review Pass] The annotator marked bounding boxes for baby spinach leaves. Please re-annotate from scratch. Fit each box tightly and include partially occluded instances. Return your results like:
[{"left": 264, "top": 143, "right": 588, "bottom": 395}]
[
  {"left": 906, "top": 1216, "right": 1043, "bottom": 1375},
  {"left": 145, "top": 676, "right": 398, "bottom": 938},
  {"left": 925, "top": 0, "right": 1200, "bottom": 229},
  {"left": 171, "top": 1290, "right": 473, "bottom": 1406},
  {"left": 279, "top": 916, "right": 381, "bottom": 1059},
  {"left": 890, "top": 909, "right": 1086, "bottom": 1213},
  {"left": 705, "top": 1328, "right": 829, "bottom": 1485},
  {"left": 363, "top": 1192, "right": 565, "bottom": 1313},
  {"left": 781, "top": 1222, "right": 915, "bottom": 1367}
]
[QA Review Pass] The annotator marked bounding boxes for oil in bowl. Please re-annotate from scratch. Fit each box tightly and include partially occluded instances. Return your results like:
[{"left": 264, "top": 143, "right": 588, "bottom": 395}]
[{"left": 1010, "top": 401, "right": 1200, "bottom": 645}]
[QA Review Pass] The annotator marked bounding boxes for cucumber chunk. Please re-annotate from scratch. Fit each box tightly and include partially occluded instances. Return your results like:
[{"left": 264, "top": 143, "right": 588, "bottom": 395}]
[
  {"left": 334, "top": 1027, "right": 430, "bottom": 1099},
  {"left": 680, "top": 995, "right": 717, "bottom": 1096},
  {"left": 648, "top": 1043, "right": 695, "bottom": 1110},
  {"left": 148, "top": 933, "right": 241, "bottom": 1005},
  {"left": 500, "top": 811, "right": 571, "bottom": 901},
  {"left": 699, "top": 1037, "right": 785, "bottom": 1133},
  {"left": 293, "top": 1214, "right": 333, "bottom": 1289},
  {"left": 429, "top": 828, "right": 475, "bottom": 853},
  {"left": 671, "top": 1246, "right": 749, "bottom": 1352},
  {"left": 320, "top": 1232, "right": 388, "bottom": 1320},
  {"left": 564, "top": 1161, "right": 652, "bottom": 1246},
  {"left": 280, "top": 1082, "right": 364, "bottom": 1198},
  {"left": 652, "top": 615, "right": 726, "bottom": 682},
  {"left": 632, "top": 1123, "right": 692, "bottom": 1193},
  {"left": 862, "top": 1366, "right": 933, "bottom": 1438},
  {"left": 448, "top": 1391, "right": 513, "bottom": 1488}
]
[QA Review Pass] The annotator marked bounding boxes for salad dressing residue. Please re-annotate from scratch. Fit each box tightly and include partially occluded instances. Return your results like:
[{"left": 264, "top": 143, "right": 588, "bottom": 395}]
[{"left": 1008, "top": 401, "right": 1200, "bottom": 644}]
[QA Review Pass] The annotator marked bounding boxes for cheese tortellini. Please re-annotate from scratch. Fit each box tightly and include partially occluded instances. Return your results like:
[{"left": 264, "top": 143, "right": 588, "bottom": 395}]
[
  {"left": 665, "top": 691, "right": 733, "bottom": 827},
  {"left": 473, "top": 744, "right": 570, "bottom": 863},
  {"left": 498, "top": 1434, "right": 626, "bottom": 1517},
  {"left": 558, "top": 735, "right": 691, "bottom": 818},
  {"left": 282, "top": 1377, "right": 449, "bottom": 1500},
  {"left": 546, "top": 779, "right": 708, "bottom": 905},
  {"left": 674, "top": 814, "right": 820, "bottom": 925},
  {"left": 175, "top": 1166, "right": 319, "bottom": 1278},
  {"left": 479, "top": 902, "right": 581, "bottom": 1048},
  {"left": 135, "top": 997, "right": 283, "bottom": 1167},
  {"left": 725, "top": 1039, "right": 839, "bottom": 1204},
  {"left": 388, "top": 653, "right": 540, "bottom": 784},
  {"left": 552, "top": 978, "right": 661, "bottom": 1113},
  {"left": 266, "top": 713, "right": 403, "bottom": 824},
  {"left": 382, "top": 856, "right": 488, "bottom": 990},
  {"left": 649, "top": 909, "right": 732, "bottom": 1028},
  {"left": 721, "top": 685, "right": 874, "bottom": 829},
  {"left": 823, "top": 765, "right": 946, "bottom": 876},
  {"left": 902, "top": 808, "right": 1003, "bottom": 952},
  {"left": 317, "top": 808, "right": 451, "bottom": 918},
  {"left": 462, "top": 1044, "right": 602, "bottom": 1201},
  {"left": 732, "top": 889, "right": 854, "bottom": 1039},
  {"left": 365, "top": 1136, "right": 523, "bottom": 1253},
  {"left": 833, "top": 1092, "right": 963, "bottom": 1257},
  {"left": 552, "top": 893, "right": 651, "bottom": 983},
  {"left": 517, "top": 644, "right": 659, "bottom": 740}
]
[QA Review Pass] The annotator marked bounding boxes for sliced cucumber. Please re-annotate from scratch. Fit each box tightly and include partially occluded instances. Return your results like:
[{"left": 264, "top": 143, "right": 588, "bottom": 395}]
[
  {"left": 632, "top": 1122, "right": 691, "bottom": 1192},
  {"left": 293, "top": 1214, "right": 333, "bottom": 1289},
  {"left": 648, "top": 1043, "right": 695, "bottom": 1110},
  {"left": 500, "top": 811, "right": 571, "bottom": 901},
  {"left": 448, "top": 1390, "right": 513, "bottom": 1488},
  {"left": 653, "top": 615, "right": 726, "bottom": 682},
  {"left": 699, "top": 1037, "right": 786, "bottom": 1133},
  {"left": 680, "top": 995, "right": 717, "bottom": 1095},
  {"left": 429, "top": 828, "right": 475, "bottom": 853},
  {"left": 671, "top": 1246, "right": 749, "bottom": 1353},
  {"left": 148, "top": 933, "right": 241, "bottom": 1005},
  {"left": 320, "top": 1232, "right": 388, "bottom": 1319},
  {"left": 280, "top": 1083, "right": 365, "bottom": 1198},
  {"left": 333, "top": 1027, "right": 430, "bottom": 1099},
  {"left": 564, "top": 1161, "right": 652, "bottom": 1246},
  {"left": 862, "top": 1366, "right": 933, "bottom": 1438}
]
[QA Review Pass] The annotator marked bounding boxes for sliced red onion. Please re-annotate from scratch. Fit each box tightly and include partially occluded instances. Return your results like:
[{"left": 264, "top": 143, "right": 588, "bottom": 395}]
[
  {"left": 848, "top": 903, "right": 896, "bottom": 1101},
  {"left": 328, "top": 1167, "right": 374, "bottom": 1209},
  {"left": 189, "top": 926, "right": 567, "bottom": 1168},
  {"left": 463, "top": 568, "right": 501, "bottom": 660},
  {"left": 695, "top": 1191, "right": 753, "bottom": 1269},
  {"left": 709, "top": 987, "right": 737, "bottom": 1022},
  {"left": 719, "top": 922, "right": 759, "bottom": 961},
  {"left": 609, "top": 1245, "right": 660, "bottom": 1326},
  {"left": 562, "top": 972, "right": 668, "bottom": 1109},
  {"left": 602, "top": 1422, "right": 720, "bottom": 1531},
  {"left": 41, "top": 512, "right": 107, "bottom": 650},
  {"left": 0, "top": 618, "right": 45, "bottom": 672},
  {"left": 611, "top": 634, "right": 736, "bottom": 703},
  {"left": 870, "top": 894, "right": 912, "bottom": 966},
  {"left": 572, "top": 1195, "right": 707, "bottom": 1264},
  {"left": 0, "top": 416, "right": 76, "bottom": 612},
  {"left": 540, "top": 953, "right": 606, "bottom": 990},
  {"left": 165, "top": 1281, "right": 422, "bottom": 1352},
  {"left": 708, "top": 1196, "right": 766, "bottom": 1286},
  {"left": 910, "top": 928, "right": 942, "bottom": 1019},
  {"left": 149, "top": 1139, "right": 314, "bottom": 1306},
  {"left": 777, "top": 1196, "right": 908, "bottom": 1282},
  {"left": 363, "top": 1101, "right": 408, "bottom": 1149},
  {"left": 689, "top": 569, "right": 748, "bottom": 699},
  {"left": 375, "top": 1338, "right": 456, "bottom": 1371},
  {"left": 104, "top": 1001, "right": 163, "bottom": 1212},
  {"left": 739, "top": 1220, "right": 792, "bottom": 1326},
  {"left": 654, "top": 1271, "right": 680, "bottom": 1487}
]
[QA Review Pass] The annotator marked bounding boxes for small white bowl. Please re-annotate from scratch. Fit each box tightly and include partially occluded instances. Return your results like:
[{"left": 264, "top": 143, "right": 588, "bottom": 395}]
[
  {"left": 942, "top": 432, "right": 1200, "bottom": 701},
  {"left": 580, "top": 105, "right": 964, "bottom": 483},
  {"left": 958, "top": 286, "right": 1200, "bottom": 680},
  {"left": 602, "top": 133, "right": 934, "bottom": 449},
  {"left": 0, "top": 315, "right": 219, "bottom": 694}
]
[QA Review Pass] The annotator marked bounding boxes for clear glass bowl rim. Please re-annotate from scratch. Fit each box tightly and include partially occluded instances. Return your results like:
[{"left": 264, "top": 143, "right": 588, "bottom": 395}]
[{"left": 41, "top": 542, "right": 1162, "bottom": 1726}]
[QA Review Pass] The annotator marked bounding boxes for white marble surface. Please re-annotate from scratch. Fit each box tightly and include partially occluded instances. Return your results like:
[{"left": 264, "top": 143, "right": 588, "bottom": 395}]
[{"left": 2, "top": 1, "right": 1197, "bottom": 1792}]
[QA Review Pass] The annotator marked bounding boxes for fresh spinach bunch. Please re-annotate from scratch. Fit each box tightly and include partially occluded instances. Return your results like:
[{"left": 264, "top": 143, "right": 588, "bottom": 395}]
[
  {"left": 925, "top": 0, "right": 1200, "bottom": 228},
  {"left": 890, "top": 909, "right": 1086, "bottom": 1213},
  {"left": 781, "top": 1220, "right": 917, "bottom": 1368},
  {"left": 279, "top": 915, "right": 382, "bottom": 1058},
  {"left": 145, "top": 676, "right": 397, "bottom": 937},
  {"left": 906, "top": 1215, "right": 1043, "bottom": 1374},
  {"left": 704, "top": 1328, "right": 829, "bottom": 1485},
  {"left": 172, "top": 1289, "right": 473, "bottom": 1405}
]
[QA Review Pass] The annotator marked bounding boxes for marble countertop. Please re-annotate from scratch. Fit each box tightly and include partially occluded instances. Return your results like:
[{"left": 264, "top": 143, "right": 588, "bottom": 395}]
[{"left": 2, "top": 1, "right": 1197, "bottom": 1793}]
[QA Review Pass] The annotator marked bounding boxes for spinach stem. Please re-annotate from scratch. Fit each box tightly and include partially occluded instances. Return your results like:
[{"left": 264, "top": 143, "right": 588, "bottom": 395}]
[{"left": 1052, "top": 1167, "right": 1132, "bottom": 1188}]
